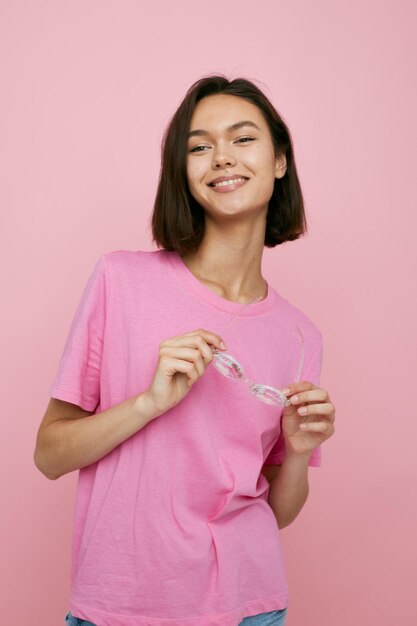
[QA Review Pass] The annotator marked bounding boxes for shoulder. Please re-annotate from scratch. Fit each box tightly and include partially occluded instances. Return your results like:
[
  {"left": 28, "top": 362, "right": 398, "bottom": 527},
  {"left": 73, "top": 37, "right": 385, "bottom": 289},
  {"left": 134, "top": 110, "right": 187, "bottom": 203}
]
[
  {"left": 99, "top": 248, "right": 171, "bottom": 277},
  {"left": 272, "top": 288, "right": 323, "bottom": 350}
]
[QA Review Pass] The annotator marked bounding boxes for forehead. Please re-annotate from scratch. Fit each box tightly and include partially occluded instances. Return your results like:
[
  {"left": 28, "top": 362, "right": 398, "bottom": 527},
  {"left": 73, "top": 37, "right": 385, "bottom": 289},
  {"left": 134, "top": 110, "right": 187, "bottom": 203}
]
[{"left": 189, "top": 94, "right": 267, "bottom": 131}]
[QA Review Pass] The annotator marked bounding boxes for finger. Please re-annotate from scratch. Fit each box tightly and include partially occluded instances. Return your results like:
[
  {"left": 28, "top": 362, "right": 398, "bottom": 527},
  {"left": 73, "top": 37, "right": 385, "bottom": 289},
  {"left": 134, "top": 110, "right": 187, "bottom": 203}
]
[
  {"left": 161, "top": 345, "right": 212, "bottom": 369},
  {"left": 182, "top": 329, "right": 227, "bottom": 351},
  {"left": 161, "top": 347, "right": 208, "bottom": 379},
  {"left": 288, "top": 388, "right": 330, "bottom": 407},
  {"left": 296, "top": 402, "right": 335, "bottom": 421},
  {"left": 163, "top": 335, "right": 218, "bottom": 362},
  {"left": 299, "top": 420, "right": 335, "bottom": 434},
  {"left": 161, "top": 356, "right": 200, "bottom": 382},
  {"left": 282, "top": 381, "right": 317, "bottom": 397}
]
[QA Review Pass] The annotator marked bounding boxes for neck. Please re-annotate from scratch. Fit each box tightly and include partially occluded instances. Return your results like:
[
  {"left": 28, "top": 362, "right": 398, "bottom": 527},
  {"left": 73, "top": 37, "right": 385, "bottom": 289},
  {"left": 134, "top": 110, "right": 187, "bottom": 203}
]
[{"left": 180, "top": 234, "right": 267, "bottom": 304}]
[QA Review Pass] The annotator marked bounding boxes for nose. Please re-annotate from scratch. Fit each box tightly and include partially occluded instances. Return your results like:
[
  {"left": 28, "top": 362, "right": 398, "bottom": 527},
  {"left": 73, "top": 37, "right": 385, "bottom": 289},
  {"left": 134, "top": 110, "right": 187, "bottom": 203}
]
[{"left": 212, "top": 145, "right": 237, "bottom": 169}]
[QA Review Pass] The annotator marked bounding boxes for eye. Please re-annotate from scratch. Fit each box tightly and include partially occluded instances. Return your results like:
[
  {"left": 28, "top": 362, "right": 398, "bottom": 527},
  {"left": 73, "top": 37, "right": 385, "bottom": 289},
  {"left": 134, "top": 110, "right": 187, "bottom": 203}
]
[
  {"left": 236, "top": 137, "right": 255, "bottom": 144},
  {"left": 189, "top": 145, "right": 209, "bottom": 153}
]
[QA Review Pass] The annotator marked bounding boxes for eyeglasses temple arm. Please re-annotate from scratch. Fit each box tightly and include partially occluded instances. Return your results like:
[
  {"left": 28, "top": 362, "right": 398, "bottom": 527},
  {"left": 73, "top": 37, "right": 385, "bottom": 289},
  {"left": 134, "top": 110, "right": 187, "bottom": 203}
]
[{"left": 294, "top": 326, "right": 305, "bottom": 384}]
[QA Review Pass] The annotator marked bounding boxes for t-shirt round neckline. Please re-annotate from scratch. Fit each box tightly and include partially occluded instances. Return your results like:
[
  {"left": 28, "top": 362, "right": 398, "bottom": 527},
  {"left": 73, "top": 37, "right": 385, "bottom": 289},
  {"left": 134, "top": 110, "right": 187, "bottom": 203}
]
[{"left": 163, "top": 250, "right": 277, "bottom": 316}]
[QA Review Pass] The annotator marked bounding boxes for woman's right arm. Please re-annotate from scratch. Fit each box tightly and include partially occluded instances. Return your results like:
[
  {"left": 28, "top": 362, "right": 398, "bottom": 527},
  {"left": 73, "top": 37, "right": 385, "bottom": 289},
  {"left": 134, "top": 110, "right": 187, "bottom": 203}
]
[
  {"left": 34, "top": 393, "right": 158, "bottom": 480},
  {"left": 34, "top": 328, "right": 226, "bottom": 480}
]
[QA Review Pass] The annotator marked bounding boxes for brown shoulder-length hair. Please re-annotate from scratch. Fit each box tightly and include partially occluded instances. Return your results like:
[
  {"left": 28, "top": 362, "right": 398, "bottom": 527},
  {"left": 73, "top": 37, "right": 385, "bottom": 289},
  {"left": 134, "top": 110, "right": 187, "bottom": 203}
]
[{"left": 151, "top": 74, "right": 307, "bottom": 255}]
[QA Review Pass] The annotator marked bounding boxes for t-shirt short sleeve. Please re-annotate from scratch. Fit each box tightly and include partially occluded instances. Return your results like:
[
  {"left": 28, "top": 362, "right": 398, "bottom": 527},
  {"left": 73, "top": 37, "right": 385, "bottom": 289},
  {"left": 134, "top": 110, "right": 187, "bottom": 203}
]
[
  {"left": 264, "top": 337, "right": 324, "bottom": 467},
  {"left": 49, "top": 255, "right": 107, "bottom": 412}
]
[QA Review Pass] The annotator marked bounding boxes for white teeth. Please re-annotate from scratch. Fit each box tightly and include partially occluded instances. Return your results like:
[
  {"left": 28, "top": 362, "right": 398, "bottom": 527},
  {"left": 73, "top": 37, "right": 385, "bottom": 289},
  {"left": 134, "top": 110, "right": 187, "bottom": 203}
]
[{"left": 212, "top": 177, "right": 246, "bottom": 187}]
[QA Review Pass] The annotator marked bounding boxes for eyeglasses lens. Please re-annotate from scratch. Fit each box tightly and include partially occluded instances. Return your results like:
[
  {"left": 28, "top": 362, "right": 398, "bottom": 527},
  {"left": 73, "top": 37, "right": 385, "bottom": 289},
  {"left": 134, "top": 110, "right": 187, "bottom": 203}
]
[
  {"left": 212, "top": 351, "right": 286, "bottom": 406},
  {"left": 212, "top": 351, "right": 244, "bottom": 379}
]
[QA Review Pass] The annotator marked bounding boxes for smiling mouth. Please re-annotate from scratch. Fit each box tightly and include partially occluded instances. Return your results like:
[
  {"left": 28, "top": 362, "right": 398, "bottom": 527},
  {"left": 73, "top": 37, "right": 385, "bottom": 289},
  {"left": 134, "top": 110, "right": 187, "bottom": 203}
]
[{"left": 209, "top": 177, "right": 248, "bottom": 188}]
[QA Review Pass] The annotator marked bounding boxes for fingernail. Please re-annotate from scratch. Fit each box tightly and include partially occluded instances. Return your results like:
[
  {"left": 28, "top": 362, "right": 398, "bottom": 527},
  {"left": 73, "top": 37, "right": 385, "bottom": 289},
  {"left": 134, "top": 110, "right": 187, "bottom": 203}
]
[
  {"left": 290, "top": 395, "right": 299, "bottom": 404},
  {"left": 220, "top": 341, "right": 227, "bottom": 350},
  {"left": 282, "top": 388, "right": 291, "bottom": 395}
]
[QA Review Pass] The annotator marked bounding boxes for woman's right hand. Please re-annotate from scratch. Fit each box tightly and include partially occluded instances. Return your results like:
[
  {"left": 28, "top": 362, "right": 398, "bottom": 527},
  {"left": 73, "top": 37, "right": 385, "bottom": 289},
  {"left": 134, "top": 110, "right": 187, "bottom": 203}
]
[{"left": 143, "top": 329, "right": 227, "bottom": 418}]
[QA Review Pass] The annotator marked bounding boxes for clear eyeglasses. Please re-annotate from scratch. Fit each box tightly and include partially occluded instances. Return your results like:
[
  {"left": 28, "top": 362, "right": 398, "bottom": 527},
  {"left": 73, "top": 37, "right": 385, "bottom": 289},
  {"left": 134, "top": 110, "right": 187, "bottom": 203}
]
[{"left": 210, "top": 295, "right": 305, "bottom": 406}]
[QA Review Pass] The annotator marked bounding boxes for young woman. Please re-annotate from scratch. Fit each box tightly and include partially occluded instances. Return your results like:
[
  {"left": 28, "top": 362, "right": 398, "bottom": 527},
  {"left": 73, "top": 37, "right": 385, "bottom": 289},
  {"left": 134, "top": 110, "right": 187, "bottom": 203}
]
[{"left": 35, "top": 75, "right": 336, "bottom": 626}]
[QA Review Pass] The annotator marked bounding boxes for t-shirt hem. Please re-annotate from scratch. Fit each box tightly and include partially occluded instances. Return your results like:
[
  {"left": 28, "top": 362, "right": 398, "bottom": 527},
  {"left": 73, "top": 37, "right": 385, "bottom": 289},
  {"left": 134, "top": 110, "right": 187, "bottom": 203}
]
[
  {"left": 49, "top": 385, "right": 98, "bottom": 412},
  {"left": 69, "top": 593, "right": 288, "bottom": 626}
]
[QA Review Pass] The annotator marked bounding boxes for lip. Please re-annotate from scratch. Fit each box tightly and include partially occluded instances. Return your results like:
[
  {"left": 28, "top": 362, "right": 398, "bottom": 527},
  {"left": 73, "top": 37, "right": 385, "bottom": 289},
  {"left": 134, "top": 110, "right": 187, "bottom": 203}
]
[
  {"left": 207, "top": 175, "right": 249, "bottom": 193},
  {"left": 208, "top": 174, "right": 249, "bottom": 186}
]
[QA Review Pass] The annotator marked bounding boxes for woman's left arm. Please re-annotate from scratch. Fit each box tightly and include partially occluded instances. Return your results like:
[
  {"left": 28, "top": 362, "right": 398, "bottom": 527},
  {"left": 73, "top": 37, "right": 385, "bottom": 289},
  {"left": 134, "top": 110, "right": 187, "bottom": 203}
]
[{"left": 267, "top": 382, "right": 336, "bottom": 529}]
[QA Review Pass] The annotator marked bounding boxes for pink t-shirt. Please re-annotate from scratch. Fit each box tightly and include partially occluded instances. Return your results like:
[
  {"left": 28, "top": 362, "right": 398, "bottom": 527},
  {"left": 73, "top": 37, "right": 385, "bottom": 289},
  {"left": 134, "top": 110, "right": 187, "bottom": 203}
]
[{"left": 50, "top": 249, "right": 323, "bottom": 626}]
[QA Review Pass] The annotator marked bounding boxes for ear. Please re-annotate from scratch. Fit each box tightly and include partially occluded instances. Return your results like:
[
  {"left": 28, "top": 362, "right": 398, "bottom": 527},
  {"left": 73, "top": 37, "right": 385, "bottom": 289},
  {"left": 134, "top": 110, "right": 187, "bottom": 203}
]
[{"left": 274, "top": 153, "right": 287, "bottom": 179}]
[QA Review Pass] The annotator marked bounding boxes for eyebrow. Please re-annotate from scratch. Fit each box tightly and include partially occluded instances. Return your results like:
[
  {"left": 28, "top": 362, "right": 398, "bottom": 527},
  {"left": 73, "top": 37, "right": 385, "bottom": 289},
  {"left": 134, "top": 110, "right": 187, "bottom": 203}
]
[{"left": 187, "top": 120, "right": 261, "bottom": 139}]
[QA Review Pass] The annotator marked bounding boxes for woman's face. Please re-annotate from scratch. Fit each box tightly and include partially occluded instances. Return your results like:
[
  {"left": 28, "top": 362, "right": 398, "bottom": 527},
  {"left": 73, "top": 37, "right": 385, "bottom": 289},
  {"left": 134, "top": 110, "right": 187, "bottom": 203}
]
[{"left": 186, "top": 94, "right": 286, "bottom": 220}]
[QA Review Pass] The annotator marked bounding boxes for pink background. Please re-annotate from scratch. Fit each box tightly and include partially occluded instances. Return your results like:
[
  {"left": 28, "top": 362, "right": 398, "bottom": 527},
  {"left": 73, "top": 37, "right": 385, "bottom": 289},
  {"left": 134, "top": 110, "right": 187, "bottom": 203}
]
[{"left": 1, "top": 1, "right": 416, "bottom": 624}]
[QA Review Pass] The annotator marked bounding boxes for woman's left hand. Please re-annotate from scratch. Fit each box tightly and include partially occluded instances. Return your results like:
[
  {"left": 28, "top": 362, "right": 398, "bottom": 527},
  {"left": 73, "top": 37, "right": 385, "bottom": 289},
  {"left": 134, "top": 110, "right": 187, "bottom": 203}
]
[{"left": 281, "top": 382, "right": 336, "bottom": 457}]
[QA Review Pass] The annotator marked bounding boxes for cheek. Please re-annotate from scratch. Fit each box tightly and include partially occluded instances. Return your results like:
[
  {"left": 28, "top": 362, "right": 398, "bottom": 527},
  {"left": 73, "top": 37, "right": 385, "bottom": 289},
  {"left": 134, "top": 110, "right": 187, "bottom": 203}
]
[
  {"left": 258, "top": 151, "right": 280, "bottom": 183},
  {"left": 257, "top": 164, "right": 279, "bottom": 198},
  {"left": 247, "top": 146, "right": 275, "bottom": 172},
  {"left": 187, "top": 165, "right": 206, "bottom": 194}
]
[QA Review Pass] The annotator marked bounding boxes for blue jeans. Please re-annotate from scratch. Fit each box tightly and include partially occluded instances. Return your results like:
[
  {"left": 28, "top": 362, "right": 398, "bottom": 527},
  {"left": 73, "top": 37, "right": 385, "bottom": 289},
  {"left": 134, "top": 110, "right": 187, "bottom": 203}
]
[
  {"left": 65, "top": 607, "right": 287, "bottom": 625},
  {"left": 65, "top": 614, "right": 95, "bottom": 626},
  {"left": 239, "top": 608, "right": 287, "bottom": 625}
]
